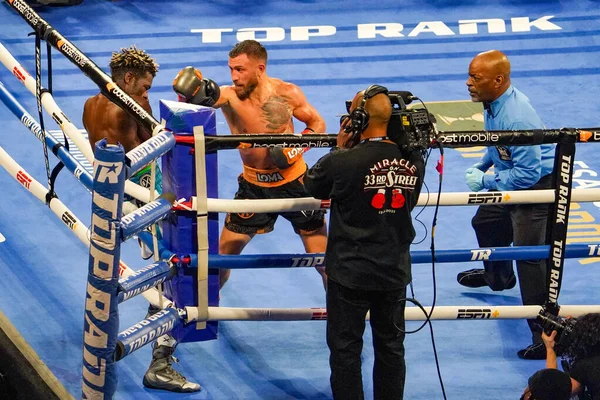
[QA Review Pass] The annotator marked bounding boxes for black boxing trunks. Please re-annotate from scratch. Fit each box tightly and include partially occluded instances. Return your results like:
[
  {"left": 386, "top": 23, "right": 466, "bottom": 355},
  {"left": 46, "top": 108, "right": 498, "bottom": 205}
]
[{"left": 225, "top": 163, "right": 326, "bottom": 235}]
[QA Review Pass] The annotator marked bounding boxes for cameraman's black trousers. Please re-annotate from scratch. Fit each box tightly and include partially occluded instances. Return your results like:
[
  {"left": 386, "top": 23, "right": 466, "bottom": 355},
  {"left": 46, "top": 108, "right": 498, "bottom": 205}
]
[
  {"left": 326, "top": 279, "right": 406, "bottom": 400},
  {"left": 472, "top": 174, "right": 553, "bottom": 342}
]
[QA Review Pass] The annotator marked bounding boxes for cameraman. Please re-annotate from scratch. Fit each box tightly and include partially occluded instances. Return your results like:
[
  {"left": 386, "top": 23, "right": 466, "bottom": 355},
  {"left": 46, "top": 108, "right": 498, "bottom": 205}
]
[
  {"left": 527, "top": 312, "right": 600, "bottom": 399},
  {"left": 304, "top": 85, "right": 425, "bottom": 400}
]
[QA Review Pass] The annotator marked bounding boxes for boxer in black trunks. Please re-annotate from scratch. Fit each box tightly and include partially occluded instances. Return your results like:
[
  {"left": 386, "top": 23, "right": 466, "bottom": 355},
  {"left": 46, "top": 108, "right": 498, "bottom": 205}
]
[
  {"left": 143, "top": 40, "right": 328, "bottom": 395},
  {"left": 173, "top": 39, "right": 328, "bottom": 289}
]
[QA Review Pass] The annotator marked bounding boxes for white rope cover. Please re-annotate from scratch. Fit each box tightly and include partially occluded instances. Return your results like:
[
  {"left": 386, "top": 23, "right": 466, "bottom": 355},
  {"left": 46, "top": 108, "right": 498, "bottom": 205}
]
[
  {"left": 172, "top": 188, "right": 600, "bottom": 213},
  {"left": 182, "top": 305, "right": 600, "bottom": 322}
]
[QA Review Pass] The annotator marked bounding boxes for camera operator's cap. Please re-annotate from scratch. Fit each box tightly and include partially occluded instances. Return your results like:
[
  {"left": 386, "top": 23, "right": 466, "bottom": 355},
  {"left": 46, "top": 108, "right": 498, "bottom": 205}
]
[{"left": 528, "top": 369, "right": 571, "bottom": 400}]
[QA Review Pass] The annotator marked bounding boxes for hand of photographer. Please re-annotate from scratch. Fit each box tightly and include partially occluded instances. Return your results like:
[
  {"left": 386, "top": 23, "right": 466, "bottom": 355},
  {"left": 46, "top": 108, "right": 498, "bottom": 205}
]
[
  {"left": 542, "top": 330, "right": 559, "bottom": 368},
  {"left": 542, "top": 330, "right": 557, "bottom": 349},
  {"left": 337, "top": 115, "right": 355, "bottom": 149}
]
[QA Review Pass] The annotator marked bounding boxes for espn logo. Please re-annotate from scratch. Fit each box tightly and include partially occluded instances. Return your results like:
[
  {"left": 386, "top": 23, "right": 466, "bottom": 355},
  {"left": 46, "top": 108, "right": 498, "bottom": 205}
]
[
  {"left": 12, "top": 66, "right": 27, "bottom": 83},
  {"left": 311, "top": 308, "right": 327, "bottom": 320},
  {"left": 118, "top": 262, "right": 127, "bottom": 277},
  {"left": 467, "top": 192, "right": 503, "bottom": 204},
  {"left": 16, "top": 170, "right": 32, "bottom": 189},
  {"left": 61, "top": 211, "right": 78, "bottom": 230},
  {"left": 457, "top": 308, "right": 492, "bottom": 319}
]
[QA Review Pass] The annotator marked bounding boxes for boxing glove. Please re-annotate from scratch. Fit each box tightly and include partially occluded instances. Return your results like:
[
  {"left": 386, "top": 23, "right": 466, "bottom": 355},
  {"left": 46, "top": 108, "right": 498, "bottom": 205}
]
[{"left": 173, "top": 66, "right": 220, "bottom": 107}]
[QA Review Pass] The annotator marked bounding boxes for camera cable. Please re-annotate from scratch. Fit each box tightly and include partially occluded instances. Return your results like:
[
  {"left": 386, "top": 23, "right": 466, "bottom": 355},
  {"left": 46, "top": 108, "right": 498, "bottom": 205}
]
[{"left": 394, "top": 106, "right": 447, "bottom": 399}]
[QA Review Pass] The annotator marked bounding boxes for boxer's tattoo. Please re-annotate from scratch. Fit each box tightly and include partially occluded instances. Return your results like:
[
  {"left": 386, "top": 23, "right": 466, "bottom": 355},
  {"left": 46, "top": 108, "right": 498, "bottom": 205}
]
[{"left": 262, "top": 95, "right": 292, "bottom": 131}]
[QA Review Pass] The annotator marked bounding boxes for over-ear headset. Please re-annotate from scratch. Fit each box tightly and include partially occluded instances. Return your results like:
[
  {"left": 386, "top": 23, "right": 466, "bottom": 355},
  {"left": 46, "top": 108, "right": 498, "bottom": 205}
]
[{"left": 349, "top": 84, "right": 389, "bottom": 137}]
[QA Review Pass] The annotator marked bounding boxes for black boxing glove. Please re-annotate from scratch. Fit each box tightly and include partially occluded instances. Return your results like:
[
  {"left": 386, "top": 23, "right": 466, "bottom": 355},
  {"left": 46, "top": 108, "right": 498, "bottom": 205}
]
[{"left": 172, "top": 66, "right": 220, "bottom": 107}]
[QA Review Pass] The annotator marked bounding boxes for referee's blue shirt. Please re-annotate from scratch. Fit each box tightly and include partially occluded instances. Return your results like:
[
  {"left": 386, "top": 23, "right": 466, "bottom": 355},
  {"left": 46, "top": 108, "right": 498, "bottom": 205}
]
[{"left": 475, "top": 86, "right": 555, "bottom": 191}]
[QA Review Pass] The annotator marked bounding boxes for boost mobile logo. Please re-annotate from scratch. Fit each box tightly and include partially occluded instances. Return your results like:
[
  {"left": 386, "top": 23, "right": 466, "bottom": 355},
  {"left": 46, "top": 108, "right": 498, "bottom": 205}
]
[
  {"left": 440, "top": 132, "right": 500, "bottom": 144},
  {"left": 106, "top": 82, "right": 146, "bottom": 119},
  {"left": 10, "top": 0, "right": 39, "bottom": 26},
  {"left": 457, "top": 308, "right": 493, "bottom": 319},
  {"left": 56, "top": 39, "right": 87, "bottom": 68},
  {"left": 251, "top": 141, "right": 330, "bottom": 148}
]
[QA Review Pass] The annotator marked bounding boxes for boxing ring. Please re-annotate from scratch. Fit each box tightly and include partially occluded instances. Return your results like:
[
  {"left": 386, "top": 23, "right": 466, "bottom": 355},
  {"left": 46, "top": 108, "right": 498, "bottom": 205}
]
[{"left": 1, "top": 0, "right": 600, "bottom": 397}]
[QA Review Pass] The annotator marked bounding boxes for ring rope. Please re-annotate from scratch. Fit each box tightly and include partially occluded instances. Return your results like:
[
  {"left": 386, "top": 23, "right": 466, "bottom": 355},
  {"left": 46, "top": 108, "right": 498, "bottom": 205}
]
[
  {"left": 173, "top": 129, "right": 600, "bottom": 152},
  {"left": 0, "top": 40, "right": 157, "bottom": 203},
  {"left": 138, "top": 231, "right": 600, "bottom": 268},
  {"left": 0, "top": 144, "right": 167, "bottom": 308},
  {"left": 175, "top": 187, "right": 600, "bottom": 213},
  {"left": 0, "top": 80, "right": 94, "bottom": 190},
  {"left": 183, "top": 305, "right": 600, "bottom": 322}
]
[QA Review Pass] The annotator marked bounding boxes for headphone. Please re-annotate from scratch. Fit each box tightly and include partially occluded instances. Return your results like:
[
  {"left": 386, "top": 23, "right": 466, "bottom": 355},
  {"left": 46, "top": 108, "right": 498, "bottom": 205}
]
[{"left": 349, "top": 84, "right": 389, "bottom": 137}]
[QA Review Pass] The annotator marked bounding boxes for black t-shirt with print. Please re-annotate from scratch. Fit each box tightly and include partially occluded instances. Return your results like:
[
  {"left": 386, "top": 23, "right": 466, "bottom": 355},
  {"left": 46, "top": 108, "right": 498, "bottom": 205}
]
[
  {"left": 305, "top": 140, "right": 424, "bottom": 291},
  {"left": 570, "top": 355, "right": 600, "bottom": 399}
]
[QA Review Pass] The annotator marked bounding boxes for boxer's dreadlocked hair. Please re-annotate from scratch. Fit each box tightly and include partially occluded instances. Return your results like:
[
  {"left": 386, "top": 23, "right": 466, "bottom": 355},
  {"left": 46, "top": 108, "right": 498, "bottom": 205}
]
[
  {"left": 229, "top": 39, "right": 268, "bottom": 64},
  {"left": 109, "top": 45, "right": 159, "bottom": 81}
]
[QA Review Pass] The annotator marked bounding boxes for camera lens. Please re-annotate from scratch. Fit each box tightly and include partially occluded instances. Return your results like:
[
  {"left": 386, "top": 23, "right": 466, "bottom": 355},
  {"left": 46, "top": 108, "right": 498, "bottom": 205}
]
[{"left": 536, "top": 311, "right": 565, "bottom": 335}]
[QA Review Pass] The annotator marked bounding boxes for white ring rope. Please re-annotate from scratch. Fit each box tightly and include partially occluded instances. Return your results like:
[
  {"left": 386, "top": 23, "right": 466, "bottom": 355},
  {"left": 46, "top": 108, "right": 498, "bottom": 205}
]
[
  {"left": 173, "top": 188, "right": 600, "bottom": 213},
  {"left": 183, "top": 305, "right": 600, "bottom": 322},
  {"left": 0, "top": 41, "right": 157, "bottom": 204},
  {"left": 0, "top": 145, "right": 167, "bottom": 308},
  {"left": 178, "top": 123, "right": 600, "bottom": 323}
]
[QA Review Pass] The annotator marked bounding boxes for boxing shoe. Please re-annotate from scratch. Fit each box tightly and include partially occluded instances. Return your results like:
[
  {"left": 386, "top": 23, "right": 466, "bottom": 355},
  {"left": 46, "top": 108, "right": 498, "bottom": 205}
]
[
  {"left": 517, "top": 343, "right": 546, "bottom": 360},
  {"left": 138, "top": 237, "right": 154, "bottom": 260},
  {"left": 457, "top": 268, "right": 516, "bottom": 290},
  {"left": 143, "top": 345, "right": 201, "bottom": 393},
  {"left": 457, "top": 268, "right": 487, "bottom": 288}
]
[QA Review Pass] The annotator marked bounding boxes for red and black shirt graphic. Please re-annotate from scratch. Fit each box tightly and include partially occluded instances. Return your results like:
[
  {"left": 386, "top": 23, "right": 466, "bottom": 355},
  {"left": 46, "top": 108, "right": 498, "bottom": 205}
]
[
  {"left": 363, "top": 157, "right": 419, "bottom": 211},
  {"left": 304, "top": 141, "right": 425, "bottom": 291}
]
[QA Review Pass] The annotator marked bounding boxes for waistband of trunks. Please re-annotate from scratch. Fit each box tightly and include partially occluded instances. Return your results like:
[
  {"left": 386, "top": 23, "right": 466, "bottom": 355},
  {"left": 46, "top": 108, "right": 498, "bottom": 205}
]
[{"left": 242, "top": 161, "right": 306, "bottom": 187}]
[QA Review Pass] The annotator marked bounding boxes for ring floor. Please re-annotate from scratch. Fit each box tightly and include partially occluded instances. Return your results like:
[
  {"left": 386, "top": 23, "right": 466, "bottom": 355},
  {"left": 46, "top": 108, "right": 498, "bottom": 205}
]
[{"left": 0, "top": 0, "right": 599, "bottom": 398}]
